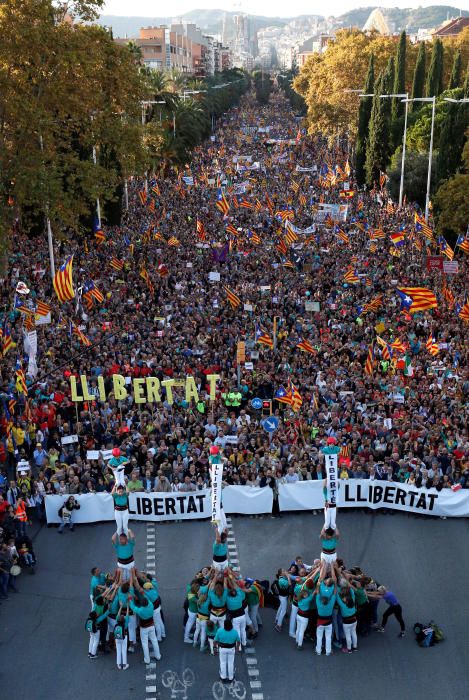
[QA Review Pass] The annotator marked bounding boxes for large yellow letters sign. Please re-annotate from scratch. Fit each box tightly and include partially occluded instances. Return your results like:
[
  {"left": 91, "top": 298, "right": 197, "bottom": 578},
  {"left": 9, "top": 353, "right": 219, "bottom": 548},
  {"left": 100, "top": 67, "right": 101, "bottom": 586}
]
[{"left": 70, "top": 374, "right": 219, "bottom": 405}]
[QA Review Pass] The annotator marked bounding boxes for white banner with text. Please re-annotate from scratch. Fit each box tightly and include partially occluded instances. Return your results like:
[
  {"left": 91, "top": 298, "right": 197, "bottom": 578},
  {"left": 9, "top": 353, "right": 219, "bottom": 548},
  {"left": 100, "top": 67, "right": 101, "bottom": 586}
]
[{"left": 278, "top": 480, "right": 469, "bottom": 517}]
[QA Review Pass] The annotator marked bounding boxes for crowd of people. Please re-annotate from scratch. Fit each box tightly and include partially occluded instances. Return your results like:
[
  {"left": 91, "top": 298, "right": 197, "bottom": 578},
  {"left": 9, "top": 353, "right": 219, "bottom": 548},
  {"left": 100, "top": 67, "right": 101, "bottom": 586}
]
[{"left": 0, "top": 84, "right": 467, "bottom": 606}]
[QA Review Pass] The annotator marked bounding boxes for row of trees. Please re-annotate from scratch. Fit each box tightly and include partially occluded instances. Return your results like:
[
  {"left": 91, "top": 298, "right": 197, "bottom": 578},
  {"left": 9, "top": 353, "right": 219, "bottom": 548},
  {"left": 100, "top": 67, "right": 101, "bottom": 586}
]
[
  {"left": 252, "top": 71, "right": 273, "bottom": 105},
  {"left": 0, "top": 0, "right": 249, "bottom": 271},
  {"left": 293, "top": 28, "right": 469, "bottom": 237}
]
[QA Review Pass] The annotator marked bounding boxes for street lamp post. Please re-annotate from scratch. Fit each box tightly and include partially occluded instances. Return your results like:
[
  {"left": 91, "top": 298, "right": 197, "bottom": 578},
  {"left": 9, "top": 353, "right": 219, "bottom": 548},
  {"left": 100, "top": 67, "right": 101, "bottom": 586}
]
[
  {"left": 38, "top": 133, "right": 56, "bottom": 280},
  {"left": 402, "top": 96, "right": 436, "bottom": 221},
  {"left": 357, "top": 92, "right": 409, "bottom": 207}
]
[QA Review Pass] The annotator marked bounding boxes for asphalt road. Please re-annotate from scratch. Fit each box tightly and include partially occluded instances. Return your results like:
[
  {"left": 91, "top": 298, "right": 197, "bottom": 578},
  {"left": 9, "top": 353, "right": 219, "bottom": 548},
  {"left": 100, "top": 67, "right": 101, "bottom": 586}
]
[{"left": 0, "top": 511, "right": 467, "bottom": 700}]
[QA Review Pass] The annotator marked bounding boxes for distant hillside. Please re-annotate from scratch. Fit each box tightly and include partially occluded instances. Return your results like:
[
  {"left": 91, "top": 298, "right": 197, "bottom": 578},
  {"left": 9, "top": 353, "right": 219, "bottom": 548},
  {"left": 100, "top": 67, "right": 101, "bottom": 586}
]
[
  {"left": 99, "top": 6, "right": 469, "bottom": 38},
  {"left": 337, "top": 5, "right": 468, "bottom": 31}
]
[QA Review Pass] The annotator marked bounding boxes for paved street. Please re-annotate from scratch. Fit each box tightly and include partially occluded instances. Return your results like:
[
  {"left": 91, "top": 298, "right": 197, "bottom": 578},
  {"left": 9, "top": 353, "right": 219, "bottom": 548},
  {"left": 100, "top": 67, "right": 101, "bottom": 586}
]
[{"left": 0, "top": 512, "right": 468, "bottom": 700}]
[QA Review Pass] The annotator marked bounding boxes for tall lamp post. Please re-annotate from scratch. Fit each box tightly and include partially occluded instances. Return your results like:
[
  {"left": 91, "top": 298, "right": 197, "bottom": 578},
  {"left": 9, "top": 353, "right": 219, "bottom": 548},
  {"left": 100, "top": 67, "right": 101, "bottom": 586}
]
[
  {"left": 358, "top": 92, "right": 409, "bottom": 208},
  {"left": 401, "top": 96, "right": 436, "bottom": 221}
]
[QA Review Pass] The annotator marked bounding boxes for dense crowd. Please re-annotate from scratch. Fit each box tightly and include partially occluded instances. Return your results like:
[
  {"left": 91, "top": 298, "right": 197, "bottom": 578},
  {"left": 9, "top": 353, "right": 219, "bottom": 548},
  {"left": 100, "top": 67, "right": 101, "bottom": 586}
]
[{"left": 0, "top": 87, "right": 468, "bottom": 549}]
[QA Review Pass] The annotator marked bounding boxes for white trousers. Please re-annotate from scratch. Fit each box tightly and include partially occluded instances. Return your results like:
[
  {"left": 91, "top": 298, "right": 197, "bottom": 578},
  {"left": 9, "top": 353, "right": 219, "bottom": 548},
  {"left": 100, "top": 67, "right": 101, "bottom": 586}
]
[
  {"left": 140, "top": 625, "right": 161, "bottom": 664},
  {"left": 289, "top": 605, "right": 298, "bottom": 637},
  {"left": 275, "top": 596, "right": 288, "bottom": 628},
  {"left": 112, "top": 467, "right": 126, "bottom": 487},
  {"left": 128, "top": 614, "right": 137, "bottom": 643},
  {"left": 88, "top": 630, "right": 100, "bottom": 655},
  {"left": 107, "top": 617, "right": 116, "bottom": 640},
  {"left": 232, "top": 614, "right": 247, "bottom": 646},
  {"left": 316, "top": 623, "right": 333, "bottom": 655},
  {"left": 193, "top": 617, "right": 207, "bottom": 649},
  {"left": 219, "top": 647, "right": 235, "bottom": 681},
  {"left": 324, "top": 506, "right": 337, "bottom": 529},
  {"left": 343, "top": 621, "right": 358, "bottom": 651},
  {"left": 217, "top": 508, "right": 227, "bottom": 534},
  {"left": 114, "top": 509, "right": 129, "bottom": 536},
  {"left": 210, "top": 613, "right": 226, "bottom": 627},
  {"left": 296, "top": 613, "right": 309, "bottom": 647},
  {"left": 184, "top": 610, "right": 197, "bottom": 641},
  {"left": 116, "top": 637, "right": 128, "bottom": 666},
  {"left": 213, "top": 559, "right": 228, "bottom": 572},
  {"left": 320, "top": 551, "right": 337, "bottom": 566},
  {"left": 153, "top": 606, "right": 165, "bottom": 641},
  {"left": 248, "top": 604, "right": 261, "bottom": 633}
]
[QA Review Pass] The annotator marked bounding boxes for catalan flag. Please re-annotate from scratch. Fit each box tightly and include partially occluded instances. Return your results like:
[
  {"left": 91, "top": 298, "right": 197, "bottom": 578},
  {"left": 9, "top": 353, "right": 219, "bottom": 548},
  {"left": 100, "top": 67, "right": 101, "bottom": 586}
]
[
  {"left": 335, "top": 229, "right": 349, "bottom": 244},
  {"left": 140, "top": 267, "right": 155, "bottom": 294},
  {"left": 442, "top": 285, "right": 455, "bottom": 308},
  {"left": 364, "top": 343, "right": 374, "bottom": 376},
  {"left": 276, "top": 210, "right": 294, "bottom": 222},
  {"left": 72, "top": 322, "right": 91, "bottom": 347},
  {"left": 110, "top": 258, "right": 124, "bottom": 272},
  {"left": 457, "top": 302, "right": 469, "bottom": 322},
  {"left": 138, "top": 189, "right": 147, "bottom": 206},
  {"left": 344, "top": 269, "right": 359, "bottom": 284},
  {"left": 216, "top": 189, "right": 230, "bottom": 216},
  {"left": 288, "top": 379, "right": 303, "bottom": 412},
  {"left": 239, "top": 198, "right": 254, "bottom": 210},
  {"left": 167, "top": 237, "right": 180, "bottom": 247},
  {"left": 437, "top": 236, "right": 454, "bottom": 261},
  {"left": 15, "top": 367, "right": 28, "bottom": 395},
  {"left": 255, "top": 324, "right": 273, "bottom": 348},
  {"left": 296, "top": 338, "right": 315, "bottom": 354},
  {"left": 247, "top": 230, "right": 261, "bottom": 245},
  {"left": 254, "top": 199, "right": 263, "bottom": 213},
  {"left": 339, "top": 444, "right": 352, "bottom": 465},
  {"left": 83, "top": 280, "right": 104, "bottom": 309},
  {"left": 1, "top": 322, "right": 15, "bottom": 356},
  {"left": 153, "top": 232, "right": 165, "bottom": 243},
  {"left": 285, "top": 226, "right": 298, "bottom": 246},
  {"left": 196, "top": 219, "right": 206, "bottom": 240},
  {"left": 456, "top": 233, "right": 469, "bottom": 254},
  {"left": 299, "top": 194, "right": 307, "bottom": 207},
  {"left": 151, "top": 182, "right": 160, "bottom": 197},
  {"left": 265, "top": 193, "right": 274, "bottom": 214},
  {"left": 379, "top": 171, "right": 388, "bottom": 189},
  {"left": 414, "top": 213, "right": 433, "bottom": 240},
  {"left": 291, "top": 180, "right": 300, "bottom": 194},
  {"left": 397, "top": 287, "right": 438, "bottom": 313},
  {"left": 371, "top": 228, "right": 386, "bottom": 240},
  {"left": 376, "top": 335, "right": 392, "bottom": 361},
  {"left": 426, "top": 334, "right": 439, "bottom": 356},
  {"left": 276, "top": 239, "right": 288, "bottom": 256},
  {"left": 226, "top": 224, "right": 239, "bottom": 237},
  {"left": 223, "top": 286, "right": 241, "bottom": 309},
  {"left": 390, "top": 338, "right": 406, "bottom": 354},
  {"left": 283, "top": 260, "right": 295, "bottom": 269},
  {"left": 360, "top": 294, "right": 383, "bottom": 315},
  {"left": 35, "top": 300, "right": 51, "bottom": 317},
  {"left": 53, "top": 256, "right": 75, "bottom": 303}
]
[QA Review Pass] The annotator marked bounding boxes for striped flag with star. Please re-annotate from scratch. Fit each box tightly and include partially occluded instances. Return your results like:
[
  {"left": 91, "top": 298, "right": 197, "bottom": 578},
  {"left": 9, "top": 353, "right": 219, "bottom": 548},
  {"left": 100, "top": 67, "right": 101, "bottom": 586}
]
[
  {"left": 414, "top": 213, "right": 433, "bottom": 240},
  {"left": 255, "top": 324, "right": 273, "bottom": 348},
  {"left": 83, "top": 280, "right": 104, "bottom": 309},
  {"left": 437, "top": 236, "right": 454, "bottom": 261},
  {"left": 167, "top": 237, "right": 180, "bottom": 247},
  {"left": 288, "top": 379, "right": 303, "bottom": 412},
  {"left": 456, "top": 233, "right": 469, "bottom": 254},
  {"left": 364, "top": 343, "right": 374, "bottom": 376},
  {"left": 457, "top": 302, "right": 469, "bottom": 322},
  {"left": 426, "top": 334, "right": 439, "bottom": 356},
  {"left": 275, "top": 385, "right": 292, "bottom": 406},
  {"left": 397, "top": 287, "right": 438, "bottom": 313},
  {"left": 296, "top": 337, "right": 315, "bottom": 354},
  {"left": 223, "top": 286, "right": 241, "bottom": 309},
  {"left": 53, "top": 256, "right": 75, "bottom": 303},
  {"left": 140, "top": 267, "right": 155, "bottom": 294},
  {"left": 35, "top": 300, "right": 51, "bottom": 317},
  {"left": 72, "top": 322, "right": 91, "bottom": 347},
  {"left": 247, "top": 230, "right": 261, "bottom": 245},
  {"left": 389, "top": 338, "right": 406, "bottom": 354},
  {"left": 216, "top": 189, "right": 230, "bottom": 216},
  {"left": 226, "top": 224, "right": 238, "bottom": 237},
  {"left": 344, "top": 269, "right": 359, "bottom": 284},
  {"left": 196, "top": 219, "right": 206, "bottom": 241},
  {"left": 285, "top": 226, "right": 298, "bottom": 246}
]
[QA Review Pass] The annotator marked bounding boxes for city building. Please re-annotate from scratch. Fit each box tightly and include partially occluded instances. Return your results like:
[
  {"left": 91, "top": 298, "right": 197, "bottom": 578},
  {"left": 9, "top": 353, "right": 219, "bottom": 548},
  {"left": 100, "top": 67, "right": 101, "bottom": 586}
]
[
  {"left": 362, "top": 8, "right": 394, "bottom": 36},
  {"left": 115, "top": 25, "right": 231, "bottom": 76},
  {"left": 432, "top": 16, "right": 469, "bottom": 38},
  {"left": 297, "top": 34, "right": 333, "bottom": 66}
]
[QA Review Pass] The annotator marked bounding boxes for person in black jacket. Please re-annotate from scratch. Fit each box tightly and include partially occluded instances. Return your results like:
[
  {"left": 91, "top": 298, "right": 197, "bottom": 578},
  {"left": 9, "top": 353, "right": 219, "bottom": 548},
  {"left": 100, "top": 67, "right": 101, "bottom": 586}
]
[{"left": 58, "top": 496, "right": 81, "bottom": 533}]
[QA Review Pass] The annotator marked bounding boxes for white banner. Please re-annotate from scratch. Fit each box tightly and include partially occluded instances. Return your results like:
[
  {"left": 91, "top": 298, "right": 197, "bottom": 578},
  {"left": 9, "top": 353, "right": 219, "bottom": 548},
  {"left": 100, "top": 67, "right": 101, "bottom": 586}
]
[
  {"left": 45, "top": 486, "right": 273, "bottom": 524},
  {"left": 45, "top": 481, "right": 469, "bottom": 523},
  {"left": 286, "top": 222, "right": 316, "bottom": 235},
  {"left": 210, "top": 459, "right": 224, "bottom": 523},
  {"left": 279, "top": 480, "right": 469, "bottom": 517},
  {"left": 324, "top": 451, "right": 338, "bottom": 506},
  {"left": 222, "top": 486, "right": 273, "bottom": 515}
]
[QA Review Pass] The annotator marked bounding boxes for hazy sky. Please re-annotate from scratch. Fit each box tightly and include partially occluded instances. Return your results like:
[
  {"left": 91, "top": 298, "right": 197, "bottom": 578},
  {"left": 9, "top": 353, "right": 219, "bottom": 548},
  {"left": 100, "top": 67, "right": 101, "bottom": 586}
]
[{"left": 102, "top": 0, "right": 462, "bottom": 19}]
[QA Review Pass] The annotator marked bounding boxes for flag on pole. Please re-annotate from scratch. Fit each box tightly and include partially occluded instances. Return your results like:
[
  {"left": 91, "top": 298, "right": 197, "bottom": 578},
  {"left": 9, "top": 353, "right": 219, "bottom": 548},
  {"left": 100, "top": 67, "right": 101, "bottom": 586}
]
[
  {"left": 275, "top": 385, "right": 291, "bottom": 405},
  {"left": 288, "top": 379, "right": 303, "bottom": 412},
  {"left": 255, "top": 324, "right": 273, "bottom": 348},
  {"left": 456, "top": 233, "right": 469, "bottom": 254},
  {"left": 296, "top": 338, "right": 316, "bottom": 354},
  {"left": 364, "top": 343, "right": 374, "bottom": 376},
  {"left": 223, "top": 286, "right": 241, "bottom": 309},
  {"left": 396, "top": 287, "right": 438, "bottom": 313},
  {"left": 426, "top": 334, "right": 439, "bottom": 356},
  {"left": 72, "top": 322, "right": 91, "bottom": 347},
  {"left": 53, "top": 256, "right": 75, "bottom": 303}
]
